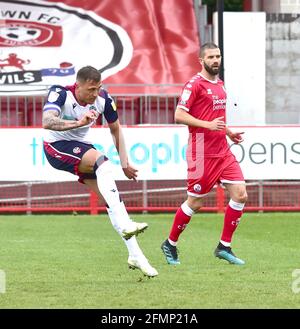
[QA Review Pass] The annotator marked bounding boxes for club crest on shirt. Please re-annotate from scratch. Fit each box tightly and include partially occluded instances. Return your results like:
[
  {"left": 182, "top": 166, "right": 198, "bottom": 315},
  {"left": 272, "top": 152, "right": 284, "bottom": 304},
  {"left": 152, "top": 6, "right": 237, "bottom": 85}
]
[
  {"left": 193, "top": 184, "right": 201, "bottom": 192},
  {"left": 73, "top": 147, "right": 82, "bottom": 154}
]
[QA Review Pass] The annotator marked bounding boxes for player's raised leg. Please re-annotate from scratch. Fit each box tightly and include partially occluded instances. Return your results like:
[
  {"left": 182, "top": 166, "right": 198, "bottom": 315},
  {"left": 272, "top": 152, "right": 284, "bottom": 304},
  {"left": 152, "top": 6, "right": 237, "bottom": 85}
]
[
  {"left": 79, "top": 150, "right": 148, "bottom": 238},
  {"left": 93, "top": 154, "right": 148, "bottom": 239},
  {"left": 81, "top": 150, "right": 158, "bottom": 277}
]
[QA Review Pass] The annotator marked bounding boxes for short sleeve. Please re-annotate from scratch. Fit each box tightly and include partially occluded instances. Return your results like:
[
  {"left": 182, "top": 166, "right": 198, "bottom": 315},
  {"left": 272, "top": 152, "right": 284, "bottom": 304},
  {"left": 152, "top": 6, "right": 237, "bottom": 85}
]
[
  {"left": 102, "top": 90, "right": 118, "bottom": 123},
  {"left": 43, "top": 85, "right": 67, "bottom": 114}
]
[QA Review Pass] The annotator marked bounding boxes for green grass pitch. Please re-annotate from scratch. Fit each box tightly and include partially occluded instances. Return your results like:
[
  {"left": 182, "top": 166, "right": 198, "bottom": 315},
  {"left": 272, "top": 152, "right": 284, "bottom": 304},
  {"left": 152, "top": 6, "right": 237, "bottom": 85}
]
[{"left": 0, "top": 212, "right": 299, "bottom": 309}]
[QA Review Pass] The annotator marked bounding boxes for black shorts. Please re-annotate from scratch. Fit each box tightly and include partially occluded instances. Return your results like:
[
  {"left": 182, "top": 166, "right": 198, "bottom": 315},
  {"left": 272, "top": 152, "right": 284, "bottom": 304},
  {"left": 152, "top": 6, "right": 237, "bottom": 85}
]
[{"left": 43, "top": 140, "right": 97, "bottom": 183}]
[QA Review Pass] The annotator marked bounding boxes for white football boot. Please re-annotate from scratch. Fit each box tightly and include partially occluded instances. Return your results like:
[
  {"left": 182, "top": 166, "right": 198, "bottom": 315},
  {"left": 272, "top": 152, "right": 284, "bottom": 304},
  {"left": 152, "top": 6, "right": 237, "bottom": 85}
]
[
  {"left": 121, "top": 222, "right": 148, "bottom": 240},
  {"left": 128, "top": 256, "right": 158, "bottom": 278}
]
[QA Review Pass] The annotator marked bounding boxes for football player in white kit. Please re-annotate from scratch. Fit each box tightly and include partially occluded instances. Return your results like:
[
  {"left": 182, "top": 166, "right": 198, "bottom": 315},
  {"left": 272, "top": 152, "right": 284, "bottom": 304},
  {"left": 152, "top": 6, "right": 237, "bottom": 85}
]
[{"left": 43, "top": 66, "right": 158, "bottom": 278}]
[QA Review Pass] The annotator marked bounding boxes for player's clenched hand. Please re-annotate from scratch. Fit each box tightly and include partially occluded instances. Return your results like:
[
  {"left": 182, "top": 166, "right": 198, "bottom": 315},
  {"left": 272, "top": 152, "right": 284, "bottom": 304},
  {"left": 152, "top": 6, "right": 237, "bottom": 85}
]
[
  {"left": 78, "top": 110, "right": 98, "bottom": 127},
  {"left": 122, "top": 164, "right": 138, "bottom": 181},
  {"left": 207, "top": 116, "right": 226, "bottom": 131},
  {"left": 228, "top": 131, "right": 244, "bottom": 144}
]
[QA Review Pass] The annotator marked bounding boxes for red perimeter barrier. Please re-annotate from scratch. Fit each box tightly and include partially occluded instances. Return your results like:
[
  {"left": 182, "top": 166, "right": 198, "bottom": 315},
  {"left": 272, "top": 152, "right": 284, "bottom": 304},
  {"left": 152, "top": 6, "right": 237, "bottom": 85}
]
[{"left": 0, "top": 180, "right": 299, "bottom": 214}]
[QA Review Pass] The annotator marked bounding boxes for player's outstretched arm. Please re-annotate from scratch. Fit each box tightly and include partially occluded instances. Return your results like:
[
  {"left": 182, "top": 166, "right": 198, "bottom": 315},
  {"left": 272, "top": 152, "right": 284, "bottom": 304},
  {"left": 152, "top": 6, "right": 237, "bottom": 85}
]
[
  {"left": 226, "top": 127, "right": 244, "bottom": 144},
  {"left": 42, "top": 109, "right": 96, "bottom": 131},
  {"left": 108, "top": 120, "right": 138, "bottom": 181}
]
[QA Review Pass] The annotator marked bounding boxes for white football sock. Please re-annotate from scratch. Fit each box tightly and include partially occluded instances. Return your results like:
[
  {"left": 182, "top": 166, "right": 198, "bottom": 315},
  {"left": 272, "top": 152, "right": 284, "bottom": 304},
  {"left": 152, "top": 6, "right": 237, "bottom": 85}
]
[
  {"left": 106, "top": 206, "right": 144, "bottom": 259},
  {"left": 95, "top": 159, "right": 132, "bottom": 234},
  {"left": 105, "top": 201, "right": 132, "bottom": 235},
  {"left": 96, "top": 158, "right": 146, "bottom": 259},
  {"left": 95, "top": 159, "right": 122, "bottom": 208}
]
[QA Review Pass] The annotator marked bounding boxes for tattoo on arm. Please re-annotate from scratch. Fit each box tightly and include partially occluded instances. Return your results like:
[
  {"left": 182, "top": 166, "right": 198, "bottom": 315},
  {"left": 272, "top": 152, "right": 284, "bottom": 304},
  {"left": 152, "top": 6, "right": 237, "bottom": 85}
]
[{"left": 42, "top": 110, "right": 79, "bottom": 131}]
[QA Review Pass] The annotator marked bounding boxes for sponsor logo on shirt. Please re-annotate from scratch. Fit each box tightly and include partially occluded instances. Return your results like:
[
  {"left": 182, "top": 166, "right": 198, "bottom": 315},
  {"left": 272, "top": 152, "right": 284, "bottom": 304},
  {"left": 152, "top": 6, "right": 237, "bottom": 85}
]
[{"left": 213, "top": 98, "right": 226, "bottom": 110}]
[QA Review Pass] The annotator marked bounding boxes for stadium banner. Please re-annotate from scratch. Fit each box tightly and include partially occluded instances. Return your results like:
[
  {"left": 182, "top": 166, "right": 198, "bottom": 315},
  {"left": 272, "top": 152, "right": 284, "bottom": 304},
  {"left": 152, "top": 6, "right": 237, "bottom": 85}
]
[
  {"left": 0, "top": 0, "right": 200, "bottom": 95},
  {"left": 0, "top": 126, "right": 299, "bottom": 181}
]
